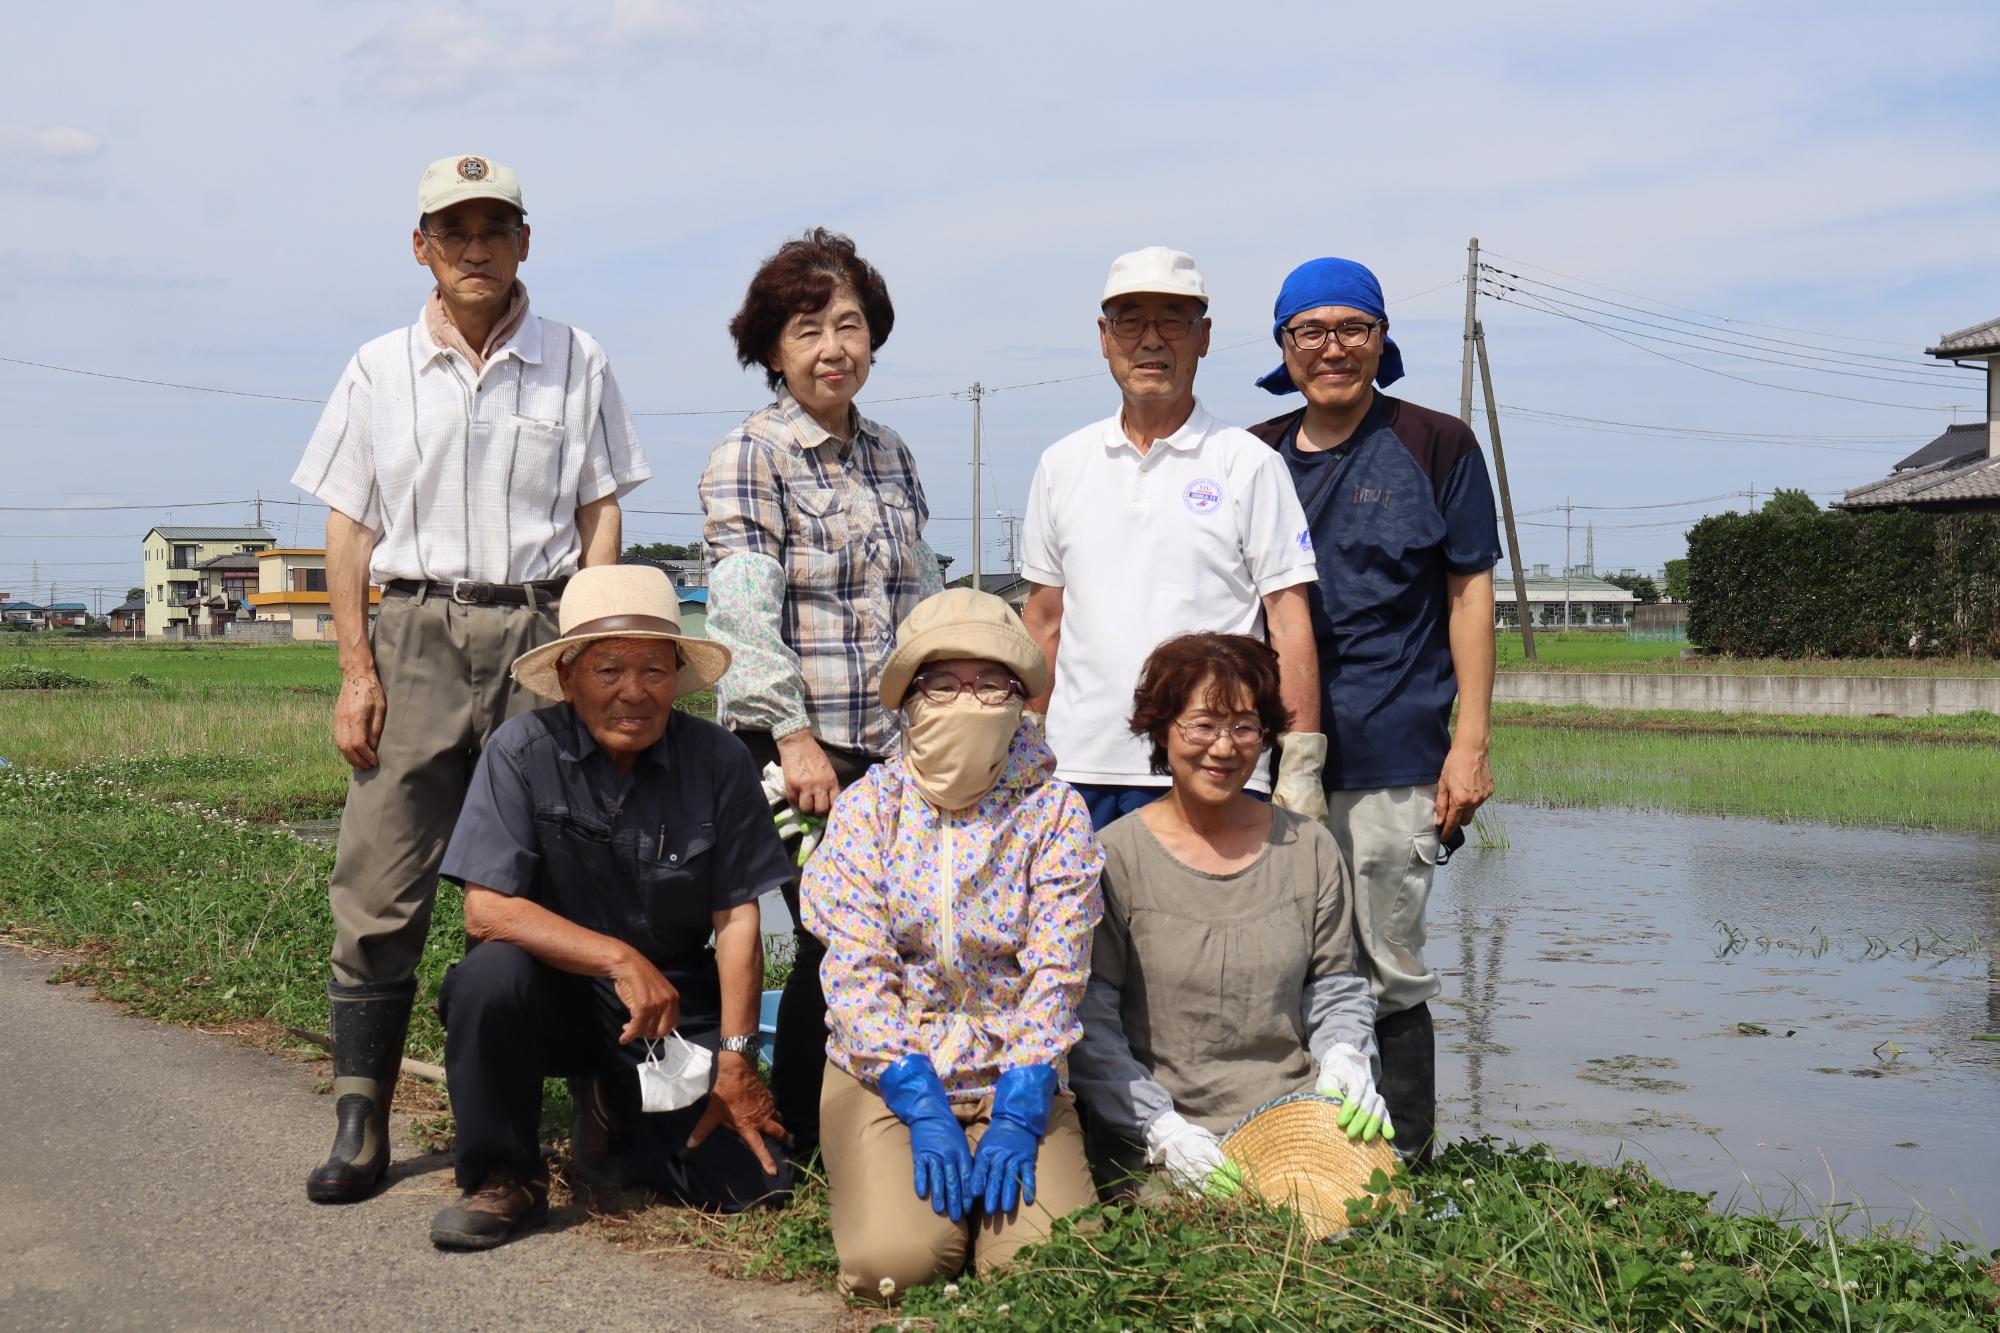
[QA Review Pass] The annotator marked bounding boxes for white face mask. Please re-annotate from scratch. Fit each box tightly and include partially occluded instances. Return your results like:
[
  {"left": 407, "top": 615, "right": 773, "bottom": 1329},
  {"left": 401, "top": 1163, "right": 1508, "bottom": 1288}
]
[
  {"left": 903, "top": 690, "right": 1023, "bottom": 811},
  {"left": 635, "top": 1033, "right": 712, "bottom": 1113}
]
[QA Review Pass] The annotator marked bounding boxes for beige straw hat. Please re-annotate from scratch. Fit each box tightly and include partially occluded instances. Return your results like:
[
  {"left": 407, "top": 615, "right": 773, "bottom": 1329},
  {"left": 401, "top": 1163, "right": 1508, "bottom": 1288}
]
[
  {"left": 1220, "top": 1093, "right": 1409, "bottom": 1238},
  {"left": 509, "top": 566, "right": 731, "bottom": 702},
  {"left": 877, "top": 587, "right": 1049, "bottom": 709}
]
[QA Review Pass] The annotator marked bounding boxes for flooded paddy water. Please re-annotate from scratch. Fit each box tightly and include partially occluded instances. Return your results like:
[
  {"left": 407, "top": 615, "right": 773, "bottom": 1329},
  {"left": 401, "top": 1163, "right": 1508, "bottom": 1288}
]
[{"left": 1433, "top": 804, "right": 2000, "bottom": 1245}]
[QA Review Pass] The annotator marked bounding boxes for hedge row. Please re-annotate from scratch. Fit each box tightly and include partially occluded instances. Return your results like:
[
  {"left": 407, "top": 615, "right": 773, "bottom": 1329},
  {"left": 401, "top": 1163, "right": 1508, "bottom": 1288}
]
[{"left": 1686, "top": 510, "right": 2000, "bottom": 657}]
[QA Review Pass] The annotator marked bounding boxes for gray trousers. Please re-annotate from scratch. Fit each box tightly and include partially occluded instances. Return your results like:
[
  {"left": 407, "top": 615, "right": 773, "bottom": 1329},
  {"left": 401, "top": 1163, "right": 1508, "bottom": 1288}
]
[
  {"left": 1322, "top": 785, "right": 1443, "bottom": 1017},
  {"left": 328, "top": 587, "right": 558, "bottom": 987}
]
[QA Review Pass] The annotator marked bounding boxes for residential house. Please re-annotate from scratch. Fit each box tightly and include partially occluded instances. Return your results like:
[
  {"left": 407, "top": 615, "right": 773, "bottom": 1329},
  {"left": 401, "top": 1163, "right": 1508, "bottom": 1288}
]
[
  {"left": 676, "top": 588, "right": 708, "bottom": 637},
  {"left": 1836, "top": 317, "right": 2000, "bottom": 513},
  {"left": 107, "top": 595, "right": 145, "bottom": 634},
  {"left": 187, "top": 552, "right": 263, "bottom": 637},
  {"left": 245, "top": 548, "right": 379, "bottom": 640},
  {"left": 44, "top": 601, "right": 88, "bottom": 629},
  {"left": 142, "top": 526, "right": 274, "bottom": 637},
  {"left": 943, "top": 572, "right": 1032, "bottom": 612},
  {"left": 1495, "top": 566, "right": 1638, "bottom": 629},
  {"left": 0, "top": 601, "right": 46, "bottom": 630}
]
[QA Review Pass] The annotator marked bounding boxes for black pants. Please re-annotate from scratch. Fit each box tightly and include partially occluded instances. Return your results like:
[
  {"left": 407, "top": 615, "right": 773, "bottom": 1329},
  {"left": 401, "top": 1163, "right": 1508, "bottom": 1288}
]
[
  {"left": 729, "top": 728, "right": 879, "bottom": 1155},
  {"left": 438, "top": 941, "right": 792, "bottom": 1211}
]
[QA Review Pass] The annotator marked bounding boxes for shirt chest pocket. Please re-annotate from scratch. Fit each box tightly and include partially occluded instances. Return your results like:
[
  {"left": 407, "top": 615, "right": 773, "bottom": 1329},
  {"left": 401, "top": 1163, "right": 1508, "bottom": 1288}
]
[
  {"left": 788, "top": 487, "right": 849, "bottom": 587},
  {"left": 531, "top": 807, "right": 638, "bottom": 935},
  {"left": 637, "top": 822, "right": 719, "bottom": 946},
  {"left": 876, "top": 482, "right": 920, "bottom": 549},
  {"left": 509, "top": 414, "right": 566, "bottom": 455}
]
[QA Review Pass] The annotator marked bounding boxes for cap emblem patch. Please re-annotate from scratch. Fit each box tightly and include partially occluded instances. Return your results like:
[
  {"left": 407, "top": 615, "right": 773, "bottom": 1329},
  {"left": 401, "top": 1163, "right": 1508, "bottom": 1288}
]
[{"left": 457, "top": 156, "right": 489, "bottom": 181}]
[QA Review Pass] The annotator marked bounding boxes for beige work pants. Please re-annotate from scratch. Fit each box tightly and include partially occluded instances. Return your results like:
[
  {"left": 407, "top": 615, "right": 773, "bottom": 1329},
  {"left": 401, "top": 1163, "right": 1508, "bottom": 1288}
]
[
  {"left": 820, "top": 1062, "right": 1095, "bottom": 1299},
  {"left": 1322, "top": 785, "right": 1443, "bottom": 1016},
  {"left": 327, "top": 587, "right": 557, "bottom": 986}
]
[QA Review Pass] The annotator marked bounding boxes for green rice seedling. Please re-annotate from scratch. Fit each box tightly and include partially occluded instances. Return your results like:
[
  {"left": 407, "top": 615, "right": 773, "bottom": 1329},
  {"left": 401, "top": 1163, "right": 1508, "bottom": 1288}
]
[{"left": 1471, "top": 807, "right": 1510, "bottom": 850}]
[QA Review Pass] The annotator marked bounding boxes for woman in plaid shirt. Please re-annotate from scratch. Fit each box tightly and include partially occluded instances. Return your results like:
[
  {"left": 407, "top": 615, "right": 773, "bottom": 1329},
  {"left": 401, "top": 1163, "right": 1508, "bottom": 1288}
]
[{"left": 699, "top": 228, "right": 944, "bottom": 1153}]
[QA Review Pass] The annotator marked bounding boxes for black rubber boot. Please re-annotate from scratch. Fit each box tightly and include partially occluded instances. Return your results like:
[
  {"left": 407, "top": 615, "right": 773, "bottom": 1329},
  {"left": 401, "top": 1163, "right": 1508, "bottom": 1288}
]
[
  {"left": 1375, "top": 1003, "right": 1437, "bottom": 1169},
  {"left": 306, "top": 978, "right": 416, "bottom": 1204}
]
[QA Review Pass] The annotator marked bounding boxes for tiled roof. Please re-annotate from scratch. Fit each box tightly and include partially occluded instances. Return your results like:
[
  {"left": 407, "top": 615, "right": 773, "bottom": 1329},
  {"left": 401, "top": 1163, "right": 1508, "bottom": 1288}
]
[
  {"left": 1895, "top": 423, "right": 1987, "bottom": 471},
  {"left": 1927, "top": 316, "right": 2000, "bottom": 358},
  {"left": 111, "top": 596, "right": 144, "bottom": 613},
  {"left": 46, "top": 602, "right": 88, "bottom": 611},
  {"left": 146, "top": 526, "right": 275, "bottom": 542},
  {"left": 1836, "top": 446, "right": 2000, "bottom": 510},
  {"left": 195, "top": 552, "right": 262, "bottom": 569}
]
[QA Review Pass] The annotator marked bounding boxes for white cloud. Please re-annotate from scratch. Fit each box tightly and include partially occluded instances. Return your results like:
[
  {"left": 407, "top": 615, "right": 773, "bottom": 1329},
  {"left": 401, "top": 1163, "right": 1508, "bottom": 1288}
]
[{"left": 0, "top": 125, "right": 104, "bottom": 160}]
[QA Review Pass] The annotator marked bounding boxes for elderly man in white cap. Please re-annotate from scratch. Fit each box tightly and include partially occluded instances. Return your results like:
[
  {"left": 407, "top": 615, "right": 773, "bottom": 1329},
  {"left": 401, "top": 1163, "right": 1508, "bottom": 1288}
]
[
  {"left": 291, "top": 155, "right": 649, "bottom": 1206},
  {"left": 1020, "top": 247, "right": 1324, "bottom": 829},
  {"left": 426, "top": 565, "right": 797, "bottom": 1249}
]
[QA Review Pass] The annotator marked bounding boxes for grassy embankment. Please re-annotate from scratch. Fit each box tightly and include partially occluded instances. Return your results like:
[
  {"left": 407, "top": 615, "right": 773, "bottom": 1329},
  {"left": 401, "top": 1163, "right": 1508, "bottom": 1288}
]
[
  {"left": 3, "top": 641, "right": 1998, "bottom": 1328},
  {"left": 1498, "top": 630, "right": 2000, "bottom": 676}
]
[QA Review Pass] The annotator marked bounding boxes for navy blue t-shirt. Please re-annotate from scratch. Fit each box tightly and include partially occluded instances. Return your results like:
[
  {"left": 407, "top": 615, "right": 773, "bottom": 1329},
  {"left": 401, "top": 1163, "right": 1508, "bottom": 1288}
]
[{"left": 1250, "top": 395, "right": 1500, "bottom": 791}]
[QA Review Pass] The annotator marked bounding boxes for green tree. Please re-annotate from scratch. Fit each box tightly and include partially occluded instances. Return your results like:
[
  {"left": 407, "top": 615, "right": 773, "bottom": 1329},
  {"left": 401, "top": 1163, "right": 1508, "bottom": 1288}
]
[
  {"left": 622, "top": 541, "right": 702, "bottom": 562},
  {"left": 126, "top": 586, "right": 144, "bottom": 602},
  {"left": 1603, "top": 572, "right": 1661, "bottom": 604},
  {"left": 1761, "top": 488, "right": 1820, "bottom": 520},
  {"left": 1663, "top": 558, "right": 1689, "bottom": 602}
]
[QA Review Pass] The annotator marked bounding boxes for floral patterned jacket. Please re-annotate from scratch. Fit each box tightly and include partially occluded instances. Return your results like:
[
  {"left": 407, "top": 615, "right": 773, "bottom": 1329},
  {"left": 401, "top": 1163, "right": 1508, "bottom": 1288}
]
[{"left": 800, "top": 721, "right": 1104, "bottom": 1099}]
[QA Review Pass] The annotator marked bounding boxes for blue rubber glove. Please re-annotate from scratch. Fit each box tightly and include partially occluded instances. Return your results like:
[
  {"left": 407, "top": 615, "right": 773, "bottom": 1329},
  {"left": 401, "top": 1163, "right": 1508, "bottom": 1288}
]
[
  {"left": 878, "top": 1054, "right": 973, "bottom": 1222},
  {"left": 969, "top": 1064, "right": 1057, "bottom": 1215}
]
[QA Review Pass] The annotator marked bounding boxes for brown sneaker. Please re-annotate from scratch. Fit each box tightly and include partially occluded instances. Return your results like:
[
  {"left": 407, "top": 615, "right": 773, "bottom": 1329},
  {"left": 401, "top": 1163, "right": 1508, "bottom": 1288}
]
[{"left": 429, "top": 1170, "right": 550, "bottom": 1251}]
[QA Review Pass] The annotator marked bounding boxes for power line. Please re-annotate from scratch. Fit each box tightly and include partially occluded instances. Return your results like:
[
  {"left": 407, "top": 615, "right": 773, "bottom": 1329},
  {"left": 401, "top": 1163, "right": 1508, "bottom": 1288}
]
[
  {"left": 0, "top": 354, "right": 324, "bottom": 403},
  {"left": 1476, "top": 405, "right": 1919, "bottom": 456},
  {"left": 1483, "top": 286, "right": 1973, "bottom": 413},
  {"left": 1478, "top": 265, "right": 1975, "bottom": 377},
  {"left": 1477, "top": 248, "right": 1926, "bottom": 350},
  {"left": 0, "top": 499, "right": 253, "bottom": 512},
  {"left": 1480, "top": 264, "right": 1976, "bottom": 378}
]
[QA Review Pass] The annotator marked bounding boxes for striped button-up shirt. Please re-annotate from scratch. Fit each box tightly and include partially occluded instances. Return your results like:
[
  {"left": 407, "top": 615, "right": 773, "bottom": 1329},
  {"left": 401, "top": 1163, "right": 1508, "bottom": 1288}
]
[
  {"left": 291, "top": 295, "right": 650, "bottom": 584},
  {"left": 700, "top": 387, "right": 942, "bottom": 756}
]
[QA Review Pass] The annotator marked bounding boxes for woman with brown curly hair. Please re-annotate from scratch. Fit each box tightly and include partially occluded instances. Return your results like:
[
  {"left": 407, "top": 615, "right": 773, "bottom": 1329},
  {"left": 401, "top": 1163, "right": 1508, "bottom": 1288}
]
[
  {"left": 1069, "top": 632, "right": 1389, "bottom": 1196},
  {"left": 699, "top": 228, "right": 944, "bottom": 1152}
]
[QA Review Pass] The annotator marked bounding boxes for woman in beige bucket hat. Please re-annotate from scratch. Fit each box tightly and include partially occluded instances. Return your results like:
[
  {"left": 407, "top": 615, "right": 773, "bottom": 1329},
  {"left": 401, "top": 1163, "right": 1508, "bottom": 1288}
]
[{"left": 798, "top": 588, "right": 1104, "bottom": 1300}]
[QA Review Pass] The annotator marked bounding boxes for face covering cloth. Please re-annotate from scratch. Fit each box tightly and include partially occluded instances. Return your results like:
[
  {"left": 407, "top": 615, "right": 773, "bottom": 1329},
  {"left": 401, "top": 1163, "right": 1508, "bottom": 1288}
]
[
  {"left": 636, "top": 1033, "right": 713, "bottom": 1113},
  {"left": 902, "top": 690, "right": 1023, "bottom": 812},
  {"left": 1255, "top": 256, "right": 1406, "bottom": 394}
]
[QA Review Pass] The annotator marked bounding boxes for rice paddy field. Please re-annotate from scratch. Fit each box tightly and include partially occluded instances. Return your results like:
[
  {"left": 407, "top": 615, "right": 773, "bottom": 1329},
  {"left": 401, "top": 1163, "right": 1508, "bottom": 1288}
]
[{"left": 1498, "top": 631, "right": 2000, "bottom": 677}]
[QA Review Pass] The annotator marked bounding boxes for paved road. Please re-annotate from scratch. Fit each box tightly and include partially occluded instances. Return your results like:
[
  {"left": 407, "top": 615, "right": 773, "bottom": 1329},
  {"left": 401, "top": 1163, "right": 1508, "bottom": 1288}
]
[{"left": 0, "top": 948, "right": 843, "bottom": 1332}]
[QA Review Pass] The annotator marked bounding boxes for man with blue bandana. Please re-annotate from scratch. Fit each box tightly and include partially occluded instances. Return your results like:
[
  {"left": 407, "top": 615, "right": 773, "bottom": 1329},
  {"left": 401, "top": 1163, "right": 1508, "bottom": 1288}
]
[{"left": 1247, "top": 257, "right": 1501, "bottom": 1165}]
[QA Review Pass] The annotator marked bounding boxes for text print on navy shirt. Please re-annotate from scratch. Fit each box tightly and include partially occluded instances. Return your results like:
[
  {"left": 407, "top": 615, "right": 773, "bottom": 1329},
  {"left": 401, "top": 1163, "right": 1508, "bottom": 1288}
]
[{"left": 1250, "top": 395, "right": 1500, "bottom": 792}]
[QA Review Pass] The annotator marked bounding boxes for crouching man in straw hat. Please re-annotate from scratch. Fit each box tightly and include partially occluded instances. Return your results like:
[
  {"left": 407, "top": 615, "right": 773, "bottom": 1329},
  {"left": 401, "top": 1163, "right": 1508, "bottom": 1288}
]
[{"left": 425, "top": 565, "right": 797, "bottom": 1249}]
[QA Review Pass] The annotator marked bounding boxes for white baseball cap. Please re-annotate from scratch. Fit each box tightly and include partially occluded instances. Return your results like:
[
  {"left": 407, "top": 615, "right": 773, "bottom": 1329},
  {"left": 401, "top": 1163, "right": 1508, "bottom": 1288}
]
[
  {"left": 1102, "top": 246, "right": 1207, "bottom": 306},
  {"left": 417, "top": 155, "right": 526, "bottom": 217}
]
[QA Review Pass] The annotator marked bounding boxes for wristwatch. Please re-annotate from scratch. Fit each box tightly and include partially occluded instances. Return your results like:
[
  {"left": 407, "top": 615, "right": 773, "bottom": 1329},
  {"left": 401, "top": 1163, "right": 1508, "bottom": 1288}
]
[{"left": 718, "top": 1033, "right": 759, "bottom": 1056}]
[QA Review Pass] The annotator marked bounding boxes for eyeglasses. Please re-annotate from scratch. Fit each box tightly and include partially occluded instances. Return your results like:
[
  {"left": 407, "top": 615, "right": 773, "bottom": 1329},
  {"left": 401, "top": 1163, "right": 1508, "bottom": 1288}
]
[
  {"left": 422, "top": 224, "right": 524, "bottom": 259},
  {"left": 1104, "top": 312, "right": 1203, "bottom": 342},
  {"left": 1282, "top": 319, "right": 1383, "bottom": 352},
  {"left": 909, "top": 671, "right": 1025, "bottom": 707},
  {"left": 1172, "top": 717, "right": 1267, "bottom": 748}
]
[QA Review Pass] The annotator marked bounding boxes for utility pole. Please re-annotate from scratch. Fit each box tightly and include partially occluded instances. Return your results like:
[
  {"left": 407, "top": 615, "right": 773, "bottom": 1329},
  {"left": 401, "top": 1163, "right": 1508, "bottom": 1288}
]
[
  {"left": 1458, "top": 237, "right": 1480, "bottom": 425},
  {"left": 1563, "top": 499, "right": 1574, "bottom": 629},
  {"left": 968, "top": 382, "right": 984, "bottom": 592},
  {"left": 254, "top": 491, "right": 265, "bottom": 530},
  {"left": 1585, "top": 521, "right": 1595, "bottom": 575},
  {"left": 1473, "top": 320, "right": 1535, "bottom": 659},
  {"left": 996, "top": 510, "right": 1021, "bottom": 575}
]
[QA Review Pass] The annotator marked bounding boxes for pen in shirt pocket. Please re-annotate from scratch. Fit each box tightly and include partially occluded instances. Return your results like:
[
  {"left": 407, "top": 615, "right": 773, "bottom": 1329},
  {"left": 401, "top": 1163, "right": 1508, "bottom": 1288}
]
[{"left": 656, "top": 825, "right": 666, "bottom": 859}]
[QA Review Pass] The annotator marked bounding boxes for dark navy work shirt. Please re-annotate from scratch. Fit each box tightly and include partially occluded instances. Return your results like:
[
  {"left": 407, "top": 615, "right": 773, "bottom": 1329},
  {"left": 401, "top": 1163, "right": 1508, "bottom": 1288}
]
[
  {"left": 441, "top": 703, "right": 793, "bottom": 1024},
  {"left": 1250, "top": 394, "right": 1500, "bottom": 791}
]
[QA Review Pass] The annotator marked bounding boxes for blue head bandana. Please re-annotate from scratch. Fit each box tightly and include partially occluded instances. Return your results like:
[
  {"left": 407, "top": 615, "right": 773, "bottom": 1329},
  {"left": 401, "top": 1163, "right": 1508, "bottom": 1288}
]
[{"left": 1255, "top": 256, "right": 1405, "bottom": 394}]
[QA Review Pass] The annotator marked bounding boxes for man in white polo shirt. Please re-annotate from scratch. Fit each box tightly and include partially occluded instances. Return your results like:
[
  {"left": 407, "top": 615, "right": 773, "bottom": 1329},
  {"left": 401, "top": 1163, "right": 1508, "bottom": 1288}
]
[
  {"left": 291, "top": 154, "right": 649, "bottom": 1205},
  {"left": 1020, "top": 247, "right": 1324, "bottom": 829}
]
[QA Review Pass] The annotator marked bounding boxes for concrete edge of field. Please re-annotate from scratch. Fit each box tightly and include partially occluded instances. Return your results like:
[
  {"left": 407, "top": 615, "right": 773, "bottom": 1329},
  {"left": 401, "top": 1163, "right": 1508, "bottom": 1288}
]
[{"left": 1495, "top": 670, "right": 2000, "bottom": 717}]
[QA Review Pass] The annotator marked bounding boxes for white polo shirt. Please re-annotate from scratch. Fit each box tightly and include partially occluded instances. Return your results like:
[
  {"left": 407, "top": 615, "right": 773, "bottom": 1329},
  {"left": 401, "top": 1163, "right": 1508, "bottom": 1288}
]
[
  {"left": 291, "top": 299, "right": 650, "bottom": 585},
  {"left": 1021, "top": 400, "right": 1316, "bottom": 789}
]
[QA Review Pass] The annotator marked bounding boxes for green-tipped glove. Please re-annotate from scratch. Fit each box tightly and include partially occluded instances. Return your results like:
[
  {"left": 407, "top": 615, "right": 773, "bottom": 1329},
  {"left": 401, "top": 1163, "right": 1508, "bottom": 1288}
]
[{"left": 1317, "top": 1043, "right": 1395, "bottom": 1143}]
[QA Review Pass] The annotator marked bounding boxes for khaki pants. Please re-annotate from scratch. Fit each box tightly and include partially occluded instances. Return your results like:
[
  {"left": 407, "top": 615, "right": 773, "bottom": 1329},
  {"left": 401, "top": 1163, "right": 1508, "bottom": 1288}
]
[
  {"left": 1323, "top": 785, "right": 1442, "bottom": 1016},
  {"left": 328, "top": 587, "right": 558, "bottom": 987},
  {"left": 820, "top": 1063, "right": 1095, "bottom": 1299}
]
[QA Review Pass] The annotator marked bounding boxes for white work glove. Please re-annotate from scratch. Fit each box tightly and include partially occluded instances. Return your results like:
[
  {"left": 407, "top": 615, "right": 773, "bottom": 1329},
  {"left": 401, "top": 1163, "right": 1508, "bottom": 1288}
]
[
  {"left": 1270, "top": 732, "right": 1329, "bottom": 821},
  {"left": 760, "top": 761, "right": 823, "bottom": 866},
  {"left": 1316, "top": 1042, "right": 1394, "bottom": 1143},
  {"left": 1143, "top": 1111, "right": 1242, "bottom": 1197}
]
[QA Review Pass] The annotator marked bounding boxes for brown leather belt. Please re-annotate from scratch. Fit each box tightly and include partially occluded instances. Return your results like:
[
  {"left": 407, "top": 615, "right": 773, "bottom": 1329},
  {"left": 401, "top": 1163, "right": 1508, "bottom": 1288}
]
[{"left": 385, "top": 577, "right": 569, "bottom": 607}]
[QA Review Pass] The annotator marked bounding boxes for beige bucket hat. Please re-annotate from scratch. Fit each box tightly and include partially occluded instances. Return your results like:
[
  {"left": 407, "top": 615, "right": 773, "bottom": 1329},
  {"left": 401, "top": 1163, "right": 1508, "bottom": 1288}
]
[
  {"left": 877, "top": 587, "right": 1049, "bottom": 709},
  {"left": 510, "top": 566, "right": 731, "bottom": 702}
]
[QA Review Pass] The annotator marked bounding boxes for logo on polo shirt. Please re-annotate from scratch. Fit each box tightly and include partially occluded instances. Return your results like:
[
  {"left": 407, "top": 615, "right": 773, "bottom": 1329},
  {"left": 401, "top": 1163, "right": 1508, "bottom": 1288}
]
[
  {"left": 458, "top": 156, "right": 489, "bottom": 181},
  {"left": 1297, "top": 528, "right": 1314, "bottom": 552},
  {"left": 1182, "top": 477, "right": 1223, "bottom": 515}
]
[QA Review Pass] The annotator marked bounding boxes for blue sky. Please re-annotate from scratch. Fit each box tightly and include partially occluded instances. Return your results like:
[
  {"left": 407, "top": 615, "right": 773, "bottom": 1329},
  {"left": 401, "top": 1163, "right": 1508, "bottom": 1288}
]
[{"left": 5, "top": 1, "right": 2000, "bottom": 607}]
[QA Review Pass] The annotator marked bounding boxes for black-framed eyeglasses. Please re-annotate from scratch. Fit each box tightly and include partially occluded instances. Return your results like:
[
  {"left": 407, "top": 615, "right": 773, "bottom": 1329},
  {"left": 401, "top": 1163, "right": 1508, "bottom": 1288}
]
[
  {"left": 1104, "top": 312, "right": 1203, "bottom": 342},
  {"left": 423, "top": 224, "right": 524, "bottom": 259},
  {"left": 910, "top": 671, "right": 1025, "bottom": 707},
  {"left": 1172, "top": 717, "right": 1267, "bottom": 748},
  {"left": 1283, "top": 319, "right": 1382, "bottom": 351}
]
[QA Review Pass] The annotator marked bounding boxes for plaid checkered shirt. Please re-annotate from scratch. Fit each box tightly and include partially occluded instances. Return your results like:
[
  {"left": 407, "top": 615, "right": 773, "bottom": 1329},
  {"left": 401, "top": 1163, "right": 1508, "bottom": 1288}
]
[{"left": 700, "top": 387, "right": 943, "bottom": 756}]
